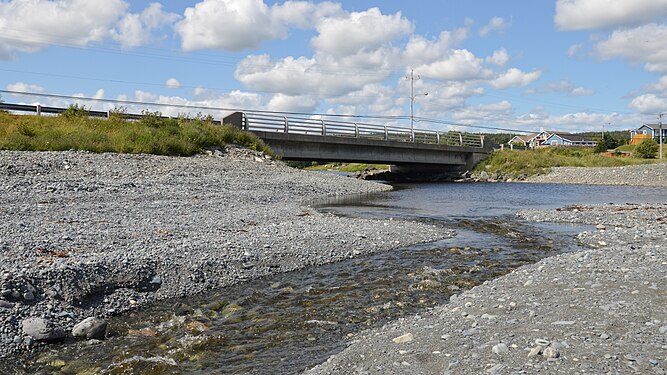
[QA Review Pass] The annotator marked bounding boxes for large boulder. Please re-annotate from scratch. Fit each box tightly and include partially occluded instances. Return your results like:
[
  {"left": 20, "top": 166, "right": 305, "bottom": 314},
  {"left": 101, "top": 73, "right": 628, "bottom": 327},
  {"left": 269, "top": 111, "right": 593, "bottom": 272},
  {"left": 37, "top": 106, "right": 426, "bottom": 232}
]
[
  {"left": 72, "top": 317, "right": 108, "bottom": 340},
  {"left": 21, "top": 317, "right": 66, "bottom": 341}
]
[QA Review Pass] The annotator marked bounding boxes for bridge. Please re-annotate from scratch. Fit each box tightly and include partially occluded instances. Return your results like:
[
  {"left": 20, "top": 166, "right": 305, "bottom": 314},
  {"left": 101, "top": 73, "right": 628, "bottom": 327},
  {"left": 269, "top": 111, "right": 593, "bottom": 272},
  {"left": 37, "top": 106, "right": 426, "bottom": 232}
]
[{"left": 223, "top": 112, "right": 493, "bottom": 177}]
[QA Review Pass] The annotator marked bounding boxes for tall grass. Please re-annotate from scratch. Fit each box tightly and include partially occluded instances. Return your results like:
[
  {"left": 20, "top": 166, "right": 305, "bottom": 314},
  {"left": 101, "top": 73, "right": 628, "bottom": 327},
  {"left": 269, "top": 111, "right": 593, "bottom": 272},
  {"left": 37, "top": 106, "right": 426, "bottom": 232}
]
[
  {"left": 0, "top": 112, "right": 273, "bottom": 157},
  {"left": 475, "top": 147, "right": 659, "bottom": 177}
]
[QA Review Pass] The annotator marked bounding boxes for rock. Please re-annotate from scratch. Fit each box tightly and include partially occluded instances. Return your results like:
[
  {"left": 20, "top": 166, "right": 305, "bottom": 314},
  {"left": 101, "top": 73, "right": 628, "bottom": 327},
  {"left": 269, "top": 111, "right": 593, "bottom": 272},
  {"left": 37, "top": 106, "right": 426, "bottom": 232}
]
[
  {"left": 72, "top": 317, "right": 107, "bottom": 340},
  {"left": 492, "top": 343, "right": 509, "bottom": 355},
  {"left": 0, "top": 300, "right": 14, "bottom": 308},
  {"left": 23, "top": 291, "right": 34, "bottom": 301},
  {"left": 392, "top": 333, "right": 414, "bottom": 344},
  {"left": 659, "top": 325, "right": 667, "bottom": 334},
  {"left": 528, "top": 346, "right": 542, "bottom": 358},
  {"left": 542, "top": 346, "right": 560, "bottom": 359},
  {"left": 21, "top": 317, "right": 66, "bottom": 341},
  {"left": 596, "top": 224, "right": 606, "bottom": 230}
]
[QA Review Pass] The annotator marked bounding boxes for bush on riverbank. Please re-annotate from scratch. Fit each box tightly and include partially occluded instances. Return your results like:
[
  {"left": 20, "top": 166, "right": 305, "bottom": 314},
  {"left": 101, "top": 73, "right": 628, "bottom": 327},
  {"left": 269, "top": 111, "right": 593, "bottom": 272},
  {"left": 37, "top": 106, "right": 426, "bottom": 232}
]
[
  {"left": 475, "top": 147, "right": 659, "bottom": 178},
  {"left": 634, "top": 139, "right": 659, "bottom": 159},
  {"left": 0, "top": 111, "right": 273, "bottom": 157}
]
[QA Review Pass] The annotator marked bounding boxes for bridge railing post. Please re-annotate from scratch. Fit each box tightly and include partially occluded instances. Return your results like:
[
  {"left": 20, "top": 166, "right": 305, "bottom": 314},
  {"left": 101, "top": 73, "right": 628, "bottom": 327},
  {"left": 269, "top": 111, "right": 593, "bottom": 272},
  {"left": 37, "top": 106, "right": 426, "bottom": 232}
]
[
  {"left": 354, "top": 123, "right": 359, "bottom": 137},
  {"left": 459, "top": 133, "right": 463, "bottom": 146},
  {"left": 242, "top": 113, "right": 248, "bottom": 130},
  {"left": 284, "top": 116, "right": 288, "bottom": 133},
  {"left": 36, "top": 104, "right": 42, "bottom": 116},
  {"left": 384, "top": 126, "right": 388, "bottom": 140},
  {"left": 480, "top": 135, "right": 484, "bottom": 147},
  {"left": 436, "top": 132, "right": 440, "bottom": 144},
  {"left": 321, "top": 119, "right": 326, "bottom": 136}
]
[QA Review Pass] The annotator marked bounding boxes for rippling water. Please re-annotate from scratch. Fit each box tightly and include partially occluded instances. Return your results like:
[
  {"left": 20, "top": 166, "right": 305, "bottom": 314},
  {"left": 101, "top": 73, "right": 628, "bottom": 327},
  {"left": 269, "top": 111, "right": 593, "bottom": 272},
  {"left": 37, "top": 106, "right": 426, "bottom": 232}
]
[{"left": 8, "top": 182, "right": 665, "bottom": 374}]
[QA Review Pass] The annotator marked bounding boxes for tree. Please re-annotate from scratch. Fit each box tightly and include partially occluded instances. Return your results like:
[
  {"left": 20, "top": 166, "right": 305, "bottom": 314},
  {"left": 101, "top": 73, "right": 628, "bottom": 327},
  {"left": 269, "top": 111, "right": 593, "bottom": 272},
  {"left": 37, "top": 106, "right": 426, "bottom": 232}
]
[
  {"left": 594, "top": 136, "right": 620, "bottom": 153},
  {"left": 635, "top": 139, "right": 659, "bottom": 158}
]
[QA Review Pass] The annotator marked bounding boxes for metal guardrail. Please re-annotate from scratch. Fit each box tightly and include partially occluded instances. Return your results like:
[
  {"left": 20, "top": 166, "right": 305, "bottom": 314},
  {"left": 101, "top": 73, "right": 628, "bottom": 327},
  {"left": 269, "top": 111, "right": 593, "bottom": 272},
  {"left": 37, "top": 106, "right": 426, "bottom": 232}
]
[
  {"left": 0, "top": 103, "right": 485, "bottom": 148},
  {"left": 236, "top": 112, "right": 485, "bottom": 148},
  {"left": 0, "top": 103, "right": 223, "bottom": 124}
]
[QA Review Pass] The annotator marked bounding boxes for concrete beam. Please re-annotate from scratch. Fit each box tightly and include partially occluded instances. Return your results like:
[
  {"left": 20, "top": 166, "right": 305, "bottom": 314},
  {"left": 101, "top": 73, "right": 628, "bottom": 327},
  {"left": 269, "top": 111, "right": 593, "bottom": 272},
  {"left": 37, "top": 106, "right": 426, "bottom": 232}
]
[{"left": 253, "top": 131, "right": 489, "bottom": 167}]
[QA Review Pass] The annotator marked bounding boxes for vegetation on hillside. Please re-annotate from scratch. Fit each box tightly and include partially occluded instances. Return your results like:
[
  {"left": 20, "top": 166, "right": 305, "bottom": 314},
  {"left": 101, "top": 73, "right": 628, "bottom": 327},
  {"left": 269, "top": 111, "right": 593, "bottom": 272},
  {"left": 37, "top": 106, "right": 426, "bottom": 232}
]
[
  {"left": 0, "top": 106, "right": 273, "bottom": 157},
  {"left": 474, "top": 147, "right": 659, "bottom": 178}
]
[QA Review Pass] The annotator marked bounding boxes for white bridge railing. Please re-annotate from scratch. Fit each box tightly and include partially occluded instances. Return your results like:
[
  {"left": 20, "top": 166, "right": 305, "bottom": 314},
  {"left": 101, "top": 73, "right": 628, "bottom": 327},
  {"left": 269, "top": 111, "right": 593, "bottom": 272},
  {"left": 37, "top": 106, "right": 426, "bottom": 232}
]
[{"left": 235, "top": 112, "right": 485, "bottom": 148}]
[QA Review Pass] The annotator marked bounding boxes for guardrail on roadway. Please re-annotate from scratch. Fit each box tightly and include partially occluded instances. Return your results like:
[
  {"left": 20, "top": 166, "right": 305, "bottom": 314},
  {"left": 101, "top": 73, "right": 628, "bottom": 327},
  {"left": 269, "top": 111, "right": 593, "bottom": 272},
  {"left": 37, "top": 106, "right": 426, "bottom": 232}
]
[{"left": 231, "top": 112, "right": 485, "bottom": 148}]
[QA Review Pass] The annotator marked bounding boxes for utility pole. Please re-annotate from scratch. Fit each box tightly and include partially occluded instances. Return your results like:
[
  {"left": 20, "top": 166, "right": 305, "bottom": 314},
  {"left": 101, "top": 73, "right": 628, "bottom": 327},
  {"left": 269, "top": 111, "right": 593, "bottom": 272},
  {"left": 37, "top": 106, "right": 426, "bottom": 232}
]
[{"left": 660, "top": 113, "right": 664, "bottom": 160}]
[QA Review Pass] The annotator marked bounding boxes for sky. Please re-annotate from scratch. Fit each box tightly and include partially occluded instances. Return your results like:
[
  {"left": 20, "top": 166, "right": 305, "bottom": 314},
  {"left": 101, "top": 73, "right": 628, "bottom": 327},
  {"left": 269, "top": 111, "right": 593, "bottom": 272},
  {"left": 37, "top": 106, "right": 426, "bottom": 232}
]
[{"left": 2, "top": 0, "right": 667, "bottom": 134}]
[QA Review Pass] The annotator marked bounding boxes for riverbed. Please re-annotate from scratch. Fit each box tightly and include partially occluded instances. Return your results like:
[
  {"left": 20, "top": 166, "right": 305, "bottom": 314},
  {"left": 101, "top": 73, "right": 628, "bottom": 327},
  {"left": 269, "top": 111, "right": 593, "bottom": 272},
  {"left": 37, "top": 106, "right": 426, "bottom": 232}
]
[{"left": 4, "top": 177, "right": 665, "bottom": 374}]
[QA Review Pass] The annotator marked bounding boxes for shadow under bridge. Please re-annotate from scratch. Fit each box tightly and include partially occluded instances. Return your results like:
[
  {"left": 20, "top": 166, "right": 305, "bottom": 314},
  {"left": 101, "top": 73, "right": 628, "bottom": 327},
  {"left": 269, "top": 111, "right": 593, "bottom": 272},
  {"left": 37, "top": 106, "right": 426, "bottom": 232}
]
[{"left": 223, "top": 112, "right": 493, "bottom": 176}]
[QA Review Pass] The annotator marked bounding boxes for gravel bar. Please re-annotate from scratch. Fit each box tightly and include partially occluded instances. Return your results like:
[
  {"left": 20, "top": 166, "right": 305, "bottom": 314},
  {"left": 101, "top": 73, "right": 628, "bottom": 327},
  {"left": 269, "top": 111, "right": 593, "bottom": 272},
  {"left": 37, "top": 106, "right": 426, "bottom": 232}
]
[
  {"left": 307, "top": 165, "right": 667, "bottom": 375},
  {"left": 0, "top": 149, "right": 450, "bottom": 360},
  {"left": 526, "top": 162, "right": 667, "bottom": 186}
]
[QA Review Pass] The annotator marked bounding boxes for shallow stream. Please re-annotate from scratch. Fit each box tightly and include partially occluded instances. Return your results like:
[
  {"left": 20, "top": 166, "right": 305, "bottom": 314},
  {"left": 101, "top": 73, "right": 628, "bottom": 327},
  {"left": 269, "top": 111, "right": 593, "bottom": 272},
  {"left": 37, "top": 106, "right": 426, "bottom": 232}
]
[{"left": 9, "top": 182, "right": 667, "bottom": 374}]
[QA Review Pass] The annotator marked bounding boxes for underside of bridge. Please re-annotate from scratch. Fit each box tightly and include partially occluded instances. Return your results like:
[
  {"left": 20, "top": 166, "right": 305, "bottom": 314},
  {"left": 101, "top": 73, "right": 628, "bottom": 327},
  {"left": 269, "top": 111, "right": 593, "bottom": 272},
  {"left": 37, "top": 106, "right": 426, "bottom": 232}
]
[{"left": 251, "top": 131, "right": 492, "bottom": 178}]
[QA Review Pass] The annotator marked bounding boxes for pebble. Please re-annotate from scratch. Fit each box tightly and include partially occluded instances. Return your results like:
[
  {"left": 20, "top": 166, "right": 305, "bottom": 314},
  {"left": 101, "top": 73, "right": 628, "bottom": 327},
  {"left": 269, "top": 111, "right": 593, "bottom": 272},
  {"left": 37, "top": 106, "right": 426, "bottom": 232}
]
[
  {"left": 392, "top": 333, "right": 414, "bottom": 344},
  {"left": 492, "top": 343, "right": 509, "bottom": 355}
]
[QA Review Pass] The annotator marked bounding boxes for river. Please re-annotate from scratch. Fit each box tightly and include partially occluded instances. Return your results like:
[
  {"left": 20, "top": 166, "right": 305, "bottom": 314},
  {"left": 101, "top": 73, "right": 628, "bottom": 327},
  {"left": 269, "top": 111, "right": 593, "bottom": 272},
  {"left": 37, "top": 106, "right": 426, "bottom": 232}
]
[{"left": 7, "top": 182, "right": 666, "bottom": 374}]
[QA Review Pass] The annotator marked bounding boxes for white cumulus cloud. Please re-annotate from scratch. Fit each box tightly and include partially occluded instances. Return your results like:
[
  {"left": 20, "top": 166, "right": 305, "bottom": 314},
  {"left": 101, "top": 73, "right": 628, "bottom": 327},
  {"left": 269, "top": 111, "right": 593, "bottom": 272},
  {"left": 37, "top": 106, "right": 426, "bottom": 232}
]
[
  {"left": 111, "top": 3, "right": 179, "bottom": 48},
  {"left": 176, "top": 0, "right": 283, "bottom": 51},
  {"left": 486, "top": 48, "right": 510, "bottom": 66},
  {"left": 311, "top": 7, "right": 413, "bottom": 57},
  {"left": 630, "top": 93, "right": 667, "bottom": 114},
  {"left": 479, "top": 17, "right": 510, "bottom": 37},
  {"left": 555, "top": 0, "right": 667, "bottom": 30},
  {"left": 490, "top": 68, "right": 542, "bottom": 89},
  {"left": 595, "top": 23, "right": 667, "bottom": 72},
  {"left": 6, "top": 82, "right": 46, "bottom": 93},
  {"left": 165, "top": 78, "right": 181, "bottom": 89},
  {"left": 415, "top": 49, "right": 492, "bottom": 81},
  {"left": 266, "top": 93, "right": 318, "bottom": 113},
  {"left": 0, "top": 0, "right": 128, "bottom": 57},
  {"left": 175, "top": 0, "right": 342, "bottom": 51}
]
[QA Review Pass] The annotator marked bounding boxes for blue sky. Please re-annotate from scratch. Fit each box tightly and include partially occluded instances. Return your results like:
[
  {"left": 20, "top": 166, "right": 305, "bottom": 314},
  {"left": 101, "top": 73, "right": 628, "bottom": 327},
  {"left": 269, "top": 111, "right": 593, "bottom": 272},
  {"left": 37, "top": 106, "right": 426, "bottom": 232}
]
[{"left": 2, "top": 0, "right": 667, "bottom": 133}]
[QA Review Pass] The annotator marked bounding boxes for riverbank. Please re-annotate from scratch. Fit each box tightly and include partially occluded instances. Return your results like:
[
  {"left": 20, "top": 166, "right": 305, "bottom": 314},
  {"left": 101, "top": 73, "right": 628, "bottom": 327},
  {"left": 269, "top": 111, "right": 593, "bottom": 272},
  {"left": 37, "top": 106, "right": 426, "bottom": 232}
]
[
  {"left": 525, "top": 162, "right": 667, "bottom": 186},
  {"left": 306, "top": 201, "right": 666, "bottom": 374},
  {"left": 0, "top": 149, "right": 450, "bottom": 361},
  {"left": 305, "top": 164, "right": 667, "bottom": 375}
]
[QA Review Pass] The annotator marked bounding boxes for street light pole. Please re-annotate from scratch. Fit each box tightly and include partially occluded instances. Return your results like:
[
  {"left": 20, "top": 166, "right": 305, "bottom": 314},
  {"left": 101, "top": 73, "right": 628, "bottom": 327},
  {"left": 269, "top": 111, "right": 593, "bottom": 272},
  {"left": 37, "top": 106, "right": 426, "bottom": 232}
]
[
  {"left": 410, "top": 69, "right": 414, "bottom": 140},
  {"left": 660, "top": 113, "right": 664, "bottom": 160},
  {"left": 407, "top": 69, "right": 427, "bottom": 142}
]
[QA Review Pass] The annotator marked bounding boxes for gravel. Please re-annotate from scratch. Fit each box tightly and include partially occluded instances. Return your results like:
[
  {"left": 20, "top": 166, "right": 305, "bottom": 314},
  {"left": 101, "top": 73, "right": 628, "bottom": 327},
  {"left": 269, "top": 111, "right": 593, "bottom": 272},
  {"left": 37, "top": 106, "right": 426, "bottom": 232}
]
[
  {"left": 0, "top": 149, "right": 450, "bottom": 360},
  {"left": 306, "top": 164, "right": 667, "bottom": 375},
  {"left": 526, "top": 162, "right": 667, "bottom": 186}
]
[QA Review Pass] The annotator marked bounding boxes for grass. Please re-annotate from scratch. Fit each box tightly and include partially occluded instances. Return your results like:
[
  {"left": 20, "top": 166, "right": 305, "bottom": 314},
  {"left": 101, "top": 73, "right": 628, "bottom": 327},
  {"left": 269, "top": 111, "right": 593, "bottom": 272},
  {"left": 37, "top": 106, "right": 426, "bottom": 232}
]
[
  {"left": 474, "top": 147, "right": 660, "bottom": 178},
  {"left": 305, "top": 162, "right": 390, "bottom": 172},
  {"left": 0, "top": 112, "right": 273, "bottom": 157},
  {"left": 615, "top": 144, "right": 637, "bottom": 153}
]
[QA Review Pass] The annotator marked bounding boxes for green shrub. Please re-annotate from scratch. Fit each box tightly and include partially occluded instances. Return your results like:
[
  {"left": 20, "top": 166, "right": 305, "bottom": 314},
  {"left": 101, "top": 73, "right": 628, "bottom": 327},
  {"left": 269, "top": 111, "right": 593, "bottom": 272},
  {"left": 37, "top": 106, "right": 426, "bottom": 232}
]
[
  {"left": 59, "top": 104, "right": 89, "bottom": 119},
  {"left": 0, "top": 112, "right": 274, "bottom": 158},
  {"left": 634, "top": 139, "right": 659, "bottom": 158}
]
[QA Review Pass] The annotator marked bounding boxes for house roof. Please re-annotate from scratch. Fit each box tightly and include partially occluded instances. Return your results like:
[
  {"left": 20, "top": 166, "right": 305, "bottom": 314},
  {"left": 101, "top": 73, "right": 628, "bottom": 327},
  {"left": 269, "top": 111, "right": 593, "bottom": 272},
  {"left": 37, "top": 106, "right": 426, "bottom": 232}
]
[{"left": 546, "top": 133, "right": 596, "bottom": 142}]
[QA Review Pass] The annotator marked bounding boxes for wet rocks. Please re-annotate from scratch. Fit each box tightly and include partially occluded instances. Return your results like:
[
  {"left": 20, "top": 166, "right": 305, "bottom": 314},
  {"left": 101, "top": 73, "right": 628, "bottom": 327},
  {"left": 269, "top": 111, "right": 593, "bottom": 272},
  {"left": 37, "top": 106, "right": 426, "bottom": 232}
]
[
  {"left": 72, "top": 317, "right": 107, "bottom": 340},
  {"left": 0, "top": 150, "right": 450, "bottom": 361},
  {"left": 307, "top": 202, "right": 667, "bottom": 375}
]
